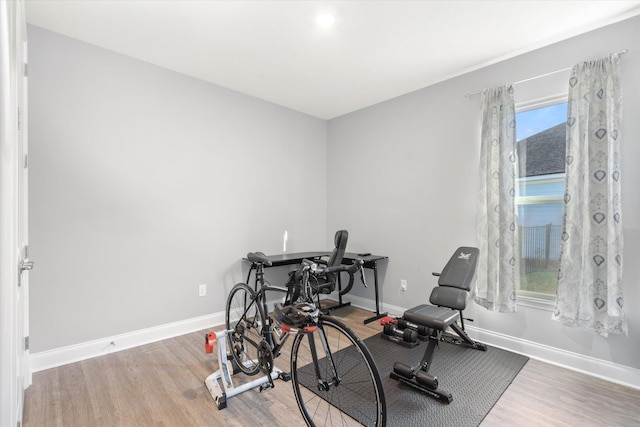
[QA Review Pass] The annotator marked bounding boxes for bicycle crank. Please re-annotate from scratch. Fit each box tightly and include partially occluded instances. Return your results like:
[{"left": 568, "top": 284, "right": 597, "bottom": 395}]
[{"left": 257, "top": 340, "right": 275, "bottom": 389}]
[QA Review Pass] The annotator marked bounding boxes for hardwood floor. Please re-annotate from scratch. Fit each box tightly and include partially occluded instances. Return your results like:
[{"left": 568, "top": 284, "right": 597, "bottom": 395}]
[{"left": 23, "top": 304, "right": 640, "bottom": 426}]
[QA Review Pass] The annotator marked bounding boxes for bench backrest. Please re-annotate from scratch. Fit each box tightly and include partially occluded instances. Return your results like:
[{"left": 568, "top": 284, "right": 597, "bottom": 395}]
[{"left": 429, "top": 247, "right": 479, "bottom": 311}]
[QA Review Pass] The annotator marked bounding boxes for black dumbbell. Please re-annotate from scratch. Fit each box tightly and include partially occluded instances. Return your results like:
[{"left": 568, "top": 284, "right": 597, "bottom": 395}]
[
  {"left": 383, "top": 323, "right": 418, "bottom": 343},
  {"left": 397, "top": 318, "right": 430, "bottom": 337}
]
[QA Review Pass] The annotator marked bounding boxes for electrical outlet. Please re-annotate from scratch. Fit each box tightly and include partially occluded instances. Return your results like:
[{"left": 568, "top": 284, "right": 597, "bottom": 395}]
[
  {"left": 400, "top": 279, "right": 407, "bottom": 292},
  {"left": 199, "top": 284, "right": 207, "bottom": 297}
]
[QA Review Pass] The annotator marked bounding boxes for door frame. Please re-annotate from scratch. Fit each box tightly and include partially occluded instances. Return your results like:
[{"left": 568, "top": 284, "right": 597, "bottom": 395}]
[{"left": 0, "top": 1, "right": 29, "bottom": 426}]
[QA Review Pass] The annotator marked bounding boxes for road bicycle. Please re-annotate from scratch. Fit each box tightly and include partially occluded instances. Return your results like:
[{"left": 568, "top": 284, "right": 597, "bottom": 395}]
[{"left": 225, "top": 252, "right": 386, "bottom": 426}]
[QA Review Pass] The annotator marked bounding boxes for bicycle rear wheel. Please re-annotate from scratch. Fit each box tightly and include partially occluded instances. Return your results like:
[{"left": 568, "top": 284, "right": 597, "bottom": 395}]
[
  {"left": 225, "top": 283, "right": 266, "bottom": 376},
  {"left": 290, "top": 315, "right": 386, "bottom": 427}
]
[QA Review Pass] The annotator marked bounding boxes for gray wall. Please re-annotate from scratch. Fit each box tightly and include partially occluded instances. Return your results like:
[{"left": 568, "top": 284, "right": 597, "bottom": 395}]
[
  {"left": 328, "top": 16, "right": 640, "bottom": 370},
  {"left": 28, "top": 26, "right": 328, "bottom": 352},
  {"left": 29, "top": 16, "right": 640, "bottom": 374}
]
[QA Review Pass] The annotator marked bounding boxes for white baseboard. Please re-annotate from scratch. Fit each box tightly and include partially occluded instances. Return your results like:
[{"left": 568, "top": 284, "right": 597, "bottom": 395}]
[
  {"left": 31, "top": 297, "right": 640, "bottom": 391},
  {"left": 29, "top": 294, "right": 381, "bottom": 373},
  {"left": 30, "top": 312, "right": 225, "bottom": 373},
  {"left": 338, "top": 294, "right": 640, "bottom": 391},
  {"left": 464, "top": 324, "right": 640, "bottom": 390}
]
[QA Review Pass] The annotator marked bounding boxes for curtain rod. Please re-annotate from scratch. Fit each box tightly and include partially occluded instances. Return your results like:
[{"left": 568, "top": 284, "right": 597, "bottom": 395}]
[{"left": 464, "top": 49, "right": 628, "bottom": 98}]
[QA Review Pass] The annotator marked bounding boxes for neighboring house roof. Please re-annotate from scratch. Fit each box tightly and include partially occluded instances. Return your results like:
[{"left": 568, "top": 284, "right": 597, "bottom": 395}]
[{"left": 517, "top": 123, "right": 566, "bottom": 177}]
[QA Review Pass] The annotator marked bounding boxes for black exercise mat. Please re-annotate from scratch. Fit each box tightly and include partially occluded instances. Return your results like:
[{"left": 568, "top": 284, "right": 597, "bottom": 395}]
[{"left": 365, "top": 334, "right": 529, "bottom": 426}]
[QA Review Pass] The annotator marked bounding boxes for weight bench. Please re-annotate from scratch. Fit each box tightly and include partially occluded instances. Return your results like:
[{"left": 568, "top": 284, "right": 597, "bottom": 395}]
[{"left": 389, "top": 247, "right": 486, "bottom": 404}]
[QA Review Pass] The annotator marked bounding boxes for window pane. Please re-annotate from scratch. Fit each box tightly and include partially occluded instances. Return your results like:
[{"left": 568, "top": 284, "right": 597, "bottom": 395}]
[
  {"left": 516, "top": 103, "right": 567, "bottom": 141},
  {"left": 515, "top": 102, "right": 567, "bottom": 299},
  {"left": 517, "top": 203, "right": 563, "bottom": 228},
  {"left": 518, "top": 176, "right": 564, "bottom": 197},
  {"left": 516, "top": 204, "right": 562, "bottom": 297}
]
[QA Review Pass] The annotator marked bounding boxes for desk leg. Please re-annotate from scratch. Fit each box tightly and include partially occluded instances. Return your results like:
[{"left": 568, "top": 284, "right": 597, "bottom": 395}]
[{"left": 364, "top": 262, "right": 388, "bottom": 324}]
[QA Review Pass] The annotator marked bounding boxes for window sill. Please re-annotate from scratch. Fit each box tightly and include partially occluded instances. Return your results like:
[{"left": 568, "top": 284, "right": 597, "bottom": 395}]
[{"left": 516, "top": 295, "right": 555, "bottom": 312}]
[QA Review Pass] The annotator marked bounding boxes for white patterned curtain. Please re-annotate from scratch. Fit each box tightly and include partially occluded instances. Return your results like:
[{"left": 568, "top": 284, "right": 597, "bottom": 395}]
[
  {"left": 553, "top": 54, "right": 627, "bottom": 337},
  {"left": 475, "top": 85, "right": 517, "bottom": 313}
]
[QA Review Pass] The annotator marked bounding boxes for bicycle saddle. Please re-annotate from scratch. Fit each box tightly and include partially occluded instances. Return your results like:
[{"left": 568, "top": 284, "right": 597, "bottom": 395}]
[
  {"left": 274, "top": 303, "right": 319, "bottom": 328},
  {"left": 246, "top": 251, "right": 272, "bottom": 266}
]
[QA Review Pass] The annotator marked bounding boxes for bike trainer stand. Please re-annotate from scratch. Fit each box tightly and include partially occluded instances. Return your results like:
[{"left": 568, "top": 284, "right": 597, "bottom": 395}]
[{"left": 204, "top": 330, "right": 287, "bottom": 410}]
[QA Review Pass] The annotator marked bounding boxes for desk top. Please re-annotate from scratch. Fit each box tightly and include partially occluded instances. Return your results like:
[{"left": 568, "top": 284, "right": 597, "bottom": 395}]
[
  {"left": 343, "top": 252, "right": 388, "bottom": 263},
  {"left": 243, "top": 251, "right": 387, "bottom": 266}
]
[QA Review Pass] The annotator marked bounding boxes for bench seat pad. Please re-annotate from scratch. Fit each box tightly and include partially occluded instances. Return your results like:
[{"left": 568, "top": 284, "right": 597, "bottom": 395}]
[{"left": 403, "top": 304, "right": 459, "bottom": 331}]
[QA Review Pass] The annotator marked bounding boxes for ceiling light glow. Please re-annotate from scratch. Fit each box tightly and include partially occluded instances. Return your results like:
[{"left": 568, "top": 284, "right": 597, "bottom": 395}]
[{"left": 316, "top": 13, "right": 335, "bottom": 28}]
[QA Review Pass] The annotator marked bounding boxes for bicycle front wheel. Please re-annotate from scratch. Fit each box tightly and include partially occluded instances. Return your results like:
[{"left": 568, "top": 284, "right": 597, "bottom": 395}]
[
  {"left": 225, "top": 282, "right": 266, "bottom": 376},
  {"left": 290, "top": 315, "right": 386, "bottom": 427}
]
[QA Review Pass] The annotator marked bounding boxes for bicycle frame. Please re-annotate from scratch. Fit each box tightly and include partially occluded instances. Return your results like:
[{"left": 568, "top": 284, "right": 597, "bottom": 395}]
[
  {"left": 223, "top": 257, "right": 386, "bottom": 425},
  {"left": 306, "top": 323, "right": 341, "bottom": 391},
  {"left": 246, "top": 262, "right": 341, "bottom": 387},
  {"left": 246, "top": 262, "right": 292, "bottom": 352}
]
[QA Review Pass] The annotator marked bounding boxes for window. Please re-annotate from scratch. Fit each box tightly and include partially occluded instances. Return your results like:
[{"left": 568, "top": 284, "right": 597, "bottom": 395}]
[{"left": 515, "top": 100, "right": 567, "bottom": 302}]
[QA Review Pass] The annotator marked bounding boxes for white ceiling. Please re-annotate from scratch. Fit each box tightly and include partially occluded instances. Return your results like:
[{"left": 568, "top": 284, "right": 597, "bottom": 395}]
[{"left": 25, "top": 0, "right": 640, "bottom": 120}]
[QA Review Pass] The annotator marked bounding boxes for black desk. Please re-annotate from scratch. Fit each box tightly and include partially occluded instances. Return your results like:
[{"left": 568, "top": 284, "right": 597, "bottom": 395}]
[{"left": 243, "top": 252, "right": 388, "bottom": 324}]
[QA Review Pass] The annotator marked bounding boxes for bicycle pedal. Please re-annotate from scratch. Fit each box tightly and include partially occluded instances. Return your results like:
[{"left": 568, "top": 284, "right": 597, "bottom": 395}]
[
  {"left": 259, "top": 382, "right": 274, "bottom": 392},
  {"left": 279, "top": 372, "right": 292, "bottom": 382}
]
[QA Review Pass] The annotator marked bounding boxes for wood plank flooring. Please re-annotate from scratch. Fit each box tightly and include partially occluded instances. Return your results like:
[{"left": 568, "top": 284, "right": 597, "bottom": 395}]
[{"left": 23, "top": 304, "right": 640, "bottom": 426}]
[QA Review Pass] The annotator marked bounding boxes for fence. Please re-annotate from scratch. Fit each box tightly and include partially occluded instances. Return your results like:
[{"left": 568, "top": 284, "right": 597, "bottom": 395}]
[{"left": 519, "top": 223, "right": 562, "bottom": 273}]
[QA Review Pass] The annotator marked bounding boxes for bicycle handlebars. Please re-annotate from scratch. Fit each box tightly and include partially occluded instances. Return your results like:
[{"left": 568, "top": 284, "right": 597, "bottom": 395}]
[
  {"left": 298, "top": 258, "right": 367, "bottom": 297},
  {"left": 308, "top": 258, "right": 363, "bottom": 275}
]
